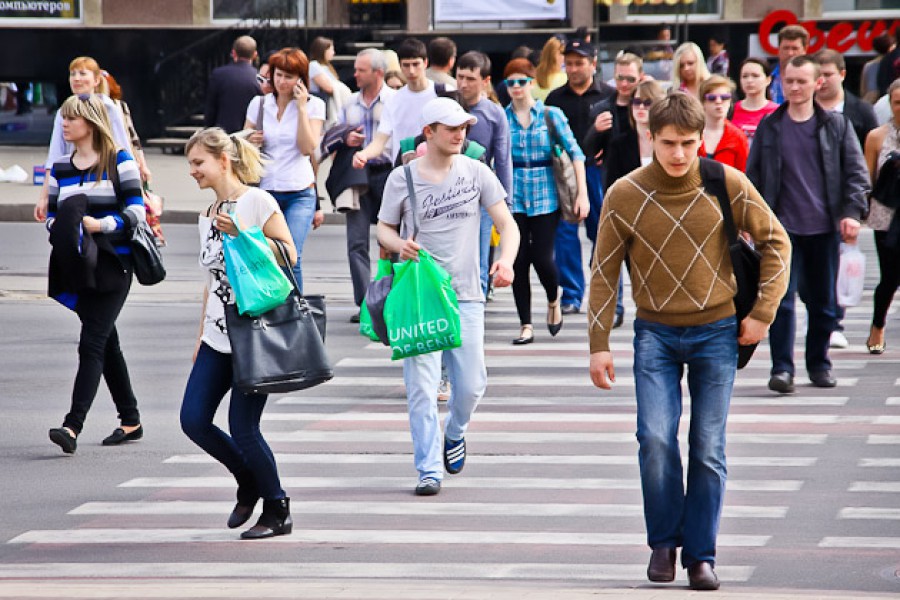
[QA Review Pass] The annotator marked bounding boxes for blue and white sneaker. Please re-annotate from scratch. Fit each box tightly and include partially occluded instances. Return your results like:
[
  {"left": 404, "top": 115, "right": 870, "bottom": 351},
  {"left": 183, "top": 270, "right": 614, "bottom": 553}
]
[
  {"left": 443, "top": 436, "right": 466, "bottom": 474},
  {"left": 415, "top": 477, "right": 441, "bottom": 496}
]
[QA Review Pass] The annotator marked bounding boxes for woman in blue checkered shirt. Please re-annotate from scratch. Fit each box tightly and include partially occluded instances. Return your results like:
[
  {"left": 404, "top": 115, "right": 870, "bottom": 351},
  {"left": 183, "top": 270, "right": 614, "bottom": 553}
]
[{"left": 504, "top": 58, "right": 588, "bottom": 345}]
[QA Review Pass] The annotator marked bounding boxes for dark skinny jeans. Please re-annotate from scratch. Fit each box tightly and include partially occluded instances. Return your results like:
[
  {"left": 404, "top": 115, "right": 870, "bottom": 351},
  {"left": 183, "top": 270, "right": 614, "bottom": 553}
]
[
  {"left": 64, "top": 279, "right": 140, "bottom": 435},
  {"left": 873, "top": 230, "right": 900, "bottom": 329},
  {"left": 180, "top": 342, "right": 285, "bottom": 501},
  {"left": 512, "top": 211, "right": 561, "bottom": 326}
]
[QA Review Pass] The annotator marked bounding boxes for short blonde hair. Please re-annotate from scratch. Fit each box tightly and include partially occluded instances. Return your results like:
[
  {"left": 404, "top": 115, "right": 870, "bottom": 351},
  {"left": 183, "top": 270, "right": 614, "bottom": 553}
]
[{"left": 698, "top": 75, "right": 736, "bottom": 100}]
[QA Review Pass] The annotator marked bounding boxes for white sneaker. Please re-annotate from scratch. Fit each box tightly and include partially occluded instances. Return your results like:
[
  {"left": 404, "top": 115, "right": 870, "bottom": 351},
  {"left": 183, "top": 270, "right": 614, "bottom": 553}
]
[{"left": 830, "top": 331, "right": 849, "bottom": 349}]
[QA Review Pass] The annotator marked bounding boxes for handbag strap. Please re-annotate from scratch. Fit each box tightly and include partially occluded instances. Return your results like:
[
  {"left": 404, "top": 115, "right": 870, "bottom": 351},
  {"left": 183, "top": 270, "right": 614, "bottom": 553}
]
[
  {"left": 403, "top": 164, "right": 420, "bottom": 238},
  {"left": 543, "top": 108, "right": 562, "bottom": 150},
  {"left": 256, "top": 94, "right": 266, "bottom": 132},
  {"left": 698, "top": 157, "right": 747, "bottom": 281},
  {"left": 271, "top": 238, "right": 301, "bottom": 296}
]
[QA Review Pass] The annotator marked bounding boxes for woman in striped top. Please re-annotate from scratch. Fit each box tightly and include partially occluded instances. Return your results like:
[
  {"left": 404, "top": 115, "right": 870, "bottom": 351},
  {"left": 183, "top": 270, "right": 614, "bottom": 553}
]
[{"left": 46, "top": 93, "right": 146, "bottom": 455}]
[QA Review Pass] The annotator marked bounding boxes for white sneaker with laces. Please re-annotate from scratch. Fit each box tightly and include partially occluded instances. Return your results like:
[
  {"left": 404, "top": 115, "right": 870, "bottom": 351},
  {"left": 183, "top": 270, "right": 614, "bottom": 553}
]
[{"left": 830, "top": 331, "right": 849, "bottom": 349}]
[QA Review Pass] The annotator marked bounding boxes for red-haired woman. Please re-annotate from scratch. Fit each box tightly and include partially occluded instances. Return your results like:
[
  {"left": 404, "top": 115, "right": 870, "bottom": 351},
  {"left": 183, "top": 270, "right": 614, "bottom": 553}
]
[{"left": 244, "top": 47, "right": 325, "bottom": 293}]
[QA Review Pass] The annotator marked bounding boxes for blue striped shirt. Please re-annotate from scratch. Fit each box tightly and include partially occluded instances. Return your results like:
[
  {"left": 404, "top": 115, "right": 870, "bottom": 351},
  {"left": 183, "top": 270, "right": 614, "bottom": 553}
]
[
  {"left": 506, "top": 101, "right": 585, "bottom": 216},
  {"left": 48, "top": 149, "right": 145, "bottom": 253}
]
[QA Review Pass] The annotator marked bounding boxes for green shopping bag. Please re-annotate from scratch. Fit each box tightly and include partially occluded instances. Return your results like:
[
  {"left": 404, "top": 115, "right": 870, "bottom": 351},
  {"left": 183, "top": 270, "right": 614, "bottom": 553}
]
[
  {"left": 359, "top": 258, "right": 393, "bottom": 341},
  {"left": 223, "top": 221, "right": 292, "bottom": 317},
  {"left": 383, "top": 249, "right": 461, "bottom": 360}
]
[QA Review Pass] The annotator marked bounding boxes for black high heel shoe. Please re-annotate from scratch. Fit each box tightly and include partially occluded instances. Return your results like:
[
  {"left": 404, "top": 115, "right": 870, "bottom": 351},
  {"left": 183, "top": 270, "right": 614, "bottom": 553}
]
[
  {"left": 512, "top": 325, "right": 534, "bottom": 345},
  {"left": 241, "top": 497, "right": 293, "bottom": 539},
  {"left": 547, "top": 289, "right": 563, "bottom": 336}
]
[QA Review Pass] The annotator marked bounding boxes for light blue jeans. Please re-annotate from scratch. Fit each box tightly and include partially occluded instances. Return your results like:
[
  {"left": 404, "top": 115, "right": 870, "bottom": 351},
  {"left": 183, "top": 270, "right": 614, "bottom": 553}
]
[
  {"left": 270, "top": 188, "right": 316, "bottom": 294},
  {"left": 633, "top": 315, "right": 737, "bottom": 568},
  {"left": 479, "top": 207, "right": 493, "bottom": 298},
  {"left": 403, "top": 301, "right": 486, "bottom": 480}
]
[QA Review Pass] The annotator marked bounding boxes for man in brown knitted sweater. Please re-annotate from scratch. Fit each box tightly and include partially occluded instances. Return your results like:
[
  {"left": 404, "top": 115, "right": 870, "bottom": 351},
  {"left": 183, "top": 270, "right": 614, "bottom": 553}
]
[{"left": 587, "top": 93, "right": 791, "bottom": 590}]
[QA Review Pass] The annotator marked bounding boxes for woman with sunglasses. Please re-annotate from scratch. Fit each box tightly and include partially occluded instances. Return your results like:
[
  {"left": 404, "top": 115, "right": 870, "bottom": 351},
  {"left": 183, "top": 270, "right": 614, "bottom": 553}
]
[
  {"left": 698, "top": 76, "right": 749, "bottom": 171},
  {"left": 504, "top": 58, "right": 588, "bottom": 345},
  {"left": 244, "top": 47, "right": 325, "bottom": 294},
  {"left": 732, "top": 58, "right": 778, "bottom": 145},
  {"left": 35, "top": 56, "right": 133, "bottom": 224},
  {"left": 603, "top": 80, "right": 666, "bottom": 190},
  {"left": 45, "top": 94, "right": 146, "bottom": 454}
]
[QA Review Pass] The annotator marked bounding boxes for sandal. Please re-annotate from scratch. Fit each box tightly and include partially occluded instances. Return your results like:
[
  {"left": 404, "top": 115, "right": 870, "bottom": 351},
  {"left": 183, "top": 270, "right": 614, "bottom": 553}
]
[
  {"left": 547, "top": 288, "right": 563, "bottom": 337},
  {"left": 512, "top": 325, "right": 534, "bottom": 345},
  {"left": 867, "top": 327, "right": 886, "bottom": 355}
]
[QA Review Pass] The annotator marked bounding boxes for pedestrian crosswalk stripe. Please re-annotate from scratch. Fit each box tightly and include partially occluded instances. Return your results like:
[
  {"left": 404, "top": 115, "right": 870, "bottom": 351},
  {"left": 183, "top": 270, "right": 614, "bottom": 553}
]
[
  {"left": 7, "top": 529, "right": 771, "bottom": 547},
  {"left": 859, "top": 458, "right": 900, "bottom": 467},
  {"left": 819, "top": 537, "right": 900, "bottom": 549},
  {"left": 838, "top": 507, "right": 900, "bottom": 520},
  {"left": 260, "top": 431, "right": 827, "bottom": 445},
  {"left": 312, "top": 376, "right": 859, "bottom": 388},
  {"left": 276, "top": 395, "right": 850, "bottom": 407},
  {"left": 866, "top": 435, "right": 900, "bottom": 444},
  {"left": 69, "top": 501, "right": 788, "bottom": 519},
  {"left": 0, "top": 562, "right": 756, "bottom": 582},
  {"left": 886, "top": 397, "right": 900, "bottom": 405},
  {"left": 258, "top": 412, "right": 874, "bottom": 425},
  {"left": 163, "top": 453, "right": 816, "bottom": 468},
  {"left": 337, "top": 357, "right": 871, "bottom": 370},
  {"left": 849, "top": 482, "right": 900, "bottom": 493},
  {"left": 118, "top": 476, "right": 803, "bottom": 492}
]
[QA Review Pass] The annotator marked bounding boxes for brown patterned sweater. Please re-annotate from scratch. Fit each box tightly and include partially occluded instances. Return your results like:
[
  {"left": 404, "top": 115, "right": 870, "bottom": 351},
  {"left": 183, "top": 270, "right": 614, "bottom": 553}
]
[{"left": 587, "top": 158, "right": 791, "bottom": 353}]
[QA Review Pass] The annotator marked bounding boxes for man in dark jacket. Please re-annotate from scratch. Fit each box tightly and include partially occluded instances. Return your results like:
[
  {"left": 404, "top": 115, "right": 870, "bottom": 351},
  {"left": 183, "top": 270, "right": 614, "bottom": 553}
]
[
  {"left": 746, "top": 56, "right": 870, "bottom": 394},
  {"left": 204, "top": 35, "right": 261, "bottom": 133}
]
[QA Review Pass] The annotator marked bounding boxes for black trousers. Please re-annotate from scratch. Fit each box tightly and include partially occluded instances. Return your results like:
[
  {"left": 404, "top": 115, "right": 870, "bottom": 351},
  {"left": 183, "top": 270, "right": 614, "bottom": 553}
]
[
  {"left": 64, "top": 276, "right": 140, "bottom": 434},
  {"left": 512, "top": 211, "right": 561, "bottom": 326},
  {"left": 873, "top": 230, "right": 900, "bottom": 329}
]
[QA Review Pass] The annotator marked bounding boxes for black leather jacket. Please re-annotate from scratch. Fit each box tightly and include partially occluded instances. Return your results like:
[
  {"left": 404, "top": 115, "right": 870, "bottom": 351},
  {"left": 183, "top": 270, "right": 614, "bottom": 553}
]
[{"left": 746, "top": 102, "right": 871, "bottom": 228}]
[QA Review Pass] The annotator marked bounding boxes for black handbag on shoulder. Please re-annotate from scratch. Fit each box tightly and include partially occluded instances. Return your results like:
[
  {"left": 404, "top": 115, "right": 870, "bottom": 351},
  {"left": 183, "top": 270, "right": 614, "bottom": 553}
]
[
  {"left": 225, "top": 239, "right": 333, "bottom": 395},
  {"left": 699, "top": 158, "right": 762, "bottom": 369}
]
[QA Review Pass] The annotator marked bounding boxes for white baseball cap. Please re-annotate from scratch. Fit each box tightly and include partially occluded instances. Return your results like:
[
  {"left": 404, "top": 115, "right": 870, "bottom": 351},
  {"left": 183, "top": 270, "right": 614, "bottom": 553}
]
[{"left": 421, "top": 97, "right": 478, "bottom": 128}]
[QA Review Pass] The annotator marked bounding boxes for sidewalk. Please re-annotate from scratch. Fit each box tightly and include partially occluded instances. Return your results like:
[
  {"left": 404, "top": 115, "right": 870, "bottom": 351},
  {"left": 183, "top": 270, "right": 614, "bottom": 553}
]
[
  {"left": 0, "top": 579, "right": 894, "bottom": 599},
  {"left": 0, "top": 146, "right": 344, "bottom": 224}
]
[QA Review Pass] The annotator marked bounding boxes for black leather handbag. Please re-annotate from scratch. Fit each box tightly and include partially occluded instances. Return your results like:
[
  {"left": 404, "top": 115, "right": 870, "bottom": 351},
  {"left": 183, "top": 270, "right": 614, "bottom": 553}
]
[
  {"left": 699, "top": 159, "right": 762, "bottom": 369},
  {"left": 130, "top": 219, "right": 166, "bottom": 285},
  {"left": 225, "top": 240, "right": 333, "bottom": 394}
]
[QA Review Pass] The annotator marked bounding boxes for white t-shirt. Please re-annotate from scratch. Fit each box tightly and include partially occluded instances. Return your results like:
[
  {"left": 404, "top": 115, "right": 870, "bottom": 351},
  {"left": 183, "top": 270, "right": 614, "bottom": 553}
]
[
  {"left": 377, "top": 82, "right": 440, "bottom": 162},
  {"left": 245, "top": 94, "right": 326, "bottom": 191},
  {"left": 379, "top": 156, "right": 506, "bottom": 302},
  {"left": 309, "top": 60, "right": 337, "bottom": 95},
  {"left": 198, "top": 187, "right": 281, "bottom": 353}
]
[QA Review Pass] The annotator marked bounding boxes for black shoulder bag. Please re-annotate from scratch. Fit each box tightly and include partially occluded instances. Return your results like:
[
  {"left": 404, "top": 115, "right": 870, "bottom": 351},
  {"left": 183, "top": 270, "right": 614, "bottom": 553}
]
[
  {"left": 225, "top": 239, "right": 333, "bottom": 394},
  {"left": 108, "top": 156, "right": 166, "bottom": 285},
  {"left": 698, "top": 158, "right": 762, "bottom": 369}
]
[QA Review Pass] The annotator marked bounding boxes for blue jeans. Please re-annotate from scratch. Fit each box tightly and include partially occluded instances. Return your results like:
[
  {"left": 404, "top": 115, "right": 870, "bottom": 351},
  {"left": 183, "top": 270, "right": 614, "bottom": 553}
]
[
  {"left": 769, "top": 231, "right": 839, "bottom": 376},
  {"left": 180, "top": 343, "right": 285, "bottom": 500},
  {"left": 403, "top": 302, "right": 486, "bottom": 480},
  {"left": 479, "top": 206, "right": 493, "bottom": 298},
  {"left": 555, "top": 164, "right": 623, "bottom": 316},
  {"left": 633, "top": 316, "right": 738, "bottom": 568},
  {"left": 270, "top": 188, "right": 316, "bottom": 295}
]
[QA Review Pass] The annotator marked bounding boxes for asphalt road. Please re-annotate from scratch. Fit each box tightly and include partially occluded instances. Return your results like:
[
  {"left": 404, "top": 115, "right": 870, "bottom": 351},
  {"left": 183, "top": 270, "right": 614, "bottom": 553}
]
[{"left": 0, "top": 222, "right": 898, "bottom": 597}]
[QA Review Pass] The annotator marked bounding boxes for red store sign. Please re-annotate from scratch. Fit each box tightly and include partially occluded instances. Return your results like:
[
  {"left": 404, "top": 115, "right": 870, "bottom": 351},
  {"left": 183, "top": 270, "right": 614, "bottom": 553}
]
[{"left": 758, "top": 9, "right": 900, "bottom": 55}]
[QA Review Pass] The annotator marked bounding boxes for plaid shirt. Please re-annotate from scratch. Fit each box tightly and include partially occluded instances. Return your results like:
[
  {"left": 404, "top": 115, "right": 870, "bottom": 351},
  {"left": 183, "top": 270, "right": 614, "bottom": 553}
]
[{"left": 505, "top": 100, "right": 585, "bottom": 216}]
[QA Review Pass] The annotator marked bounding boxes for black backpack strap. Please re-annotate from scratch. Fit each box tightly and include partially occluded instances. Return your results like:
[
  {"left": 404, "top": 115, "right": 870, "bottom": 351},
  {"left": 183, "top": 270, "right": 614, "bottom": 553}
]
[
  {"left": 434, "top": 82, "right": 446, "bottom": 95},
  {"left": 403, "top": 164, "right": 419, "bottom": 238},
  {"left": 699, "top": 157, "right": 738, "bottom": 245}
]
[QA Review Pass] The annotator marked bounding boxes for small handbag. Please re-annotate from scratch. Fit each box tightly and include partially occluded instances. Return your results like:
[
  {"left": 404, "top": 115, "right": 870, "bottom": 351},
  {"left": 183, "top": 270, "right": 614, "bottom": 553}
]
[
  {"left": 225, "top": 239, "right": 333, "bottom": 395},
  {"left": 699, "top": 158, "right": 762, "bottom": 369},
  {"left": 130, "top": 219, "right": 166, "bottom": 286},
  {"left": 543, "top": 109, "right": 579, "bottom": 224}
]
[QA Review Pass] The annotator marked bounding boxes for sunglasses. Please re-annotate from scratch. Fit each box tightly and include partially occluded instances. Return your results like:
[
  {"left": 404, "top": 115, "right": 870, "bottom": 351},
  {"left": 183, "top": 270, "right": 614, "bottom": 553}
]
[
  {"left": 505, "top": 77, "right": 533, "bottom": 88},
  {"left": 616, "top": 75, "right": 638, "bottom": 84},
  {"left": 704, "top": 93, "right": 733, "bottom": 102},
  {"left": 631, "top": 97, "right": 653, "bottom": 108},
  {"left": 256, "top": 73, "right": 270, "bottom": 85}
]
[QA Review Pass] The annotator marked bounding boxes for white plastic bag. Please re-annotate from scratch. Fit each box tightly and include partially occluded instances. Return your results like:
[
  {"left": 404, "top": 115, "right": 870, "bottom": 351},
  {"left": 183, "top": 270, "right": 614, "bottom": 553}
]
[{"left": 836, "top": 242, "right": 866, "bottom": 307}]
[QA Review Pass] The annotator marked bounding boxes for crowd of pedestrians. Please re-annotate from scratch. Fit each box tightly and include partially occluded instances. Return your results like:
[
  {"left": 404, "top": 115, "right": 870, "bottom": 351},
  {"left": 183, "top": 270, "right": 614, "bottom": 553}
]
[{"left": 30, "top": 24, "right": 900, "bottom": 591}]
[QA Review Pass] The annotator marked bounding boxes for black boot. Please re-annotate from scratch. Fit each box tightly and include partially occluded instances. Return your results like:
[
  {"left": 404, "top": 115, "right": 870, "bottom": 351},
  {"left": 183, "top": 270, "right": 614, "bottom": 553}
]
[
  {"left": 227, "top": 470, "right": 259, "bottom": 529},
  {"left": 240, "top": 497, "right": 293, "bottom": 539}
]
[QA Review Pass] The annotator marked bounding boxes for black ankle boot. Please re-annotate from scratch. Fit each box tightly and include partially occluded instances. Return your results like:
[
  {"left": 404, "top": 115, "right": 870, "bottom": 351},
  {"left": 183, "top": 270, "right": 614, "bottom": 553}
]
[
  {"left": 227, "top": 470, "right": 259, "bottom": 529},
  {"left": 240, "top": 497, "right": 292, "bottom": 539}
]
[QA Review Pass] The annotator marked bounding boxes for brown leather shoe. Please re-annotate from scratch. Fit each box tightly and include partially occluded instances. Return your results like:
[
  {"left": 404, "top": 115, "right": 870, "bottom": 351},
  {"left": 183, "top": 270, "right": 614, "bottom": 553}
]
[
  {"left": 647, "top": 547, "right": 676, "bottom": 582},
  {"left": 687, "top": 561, "right": 720, "bottom": 590}
]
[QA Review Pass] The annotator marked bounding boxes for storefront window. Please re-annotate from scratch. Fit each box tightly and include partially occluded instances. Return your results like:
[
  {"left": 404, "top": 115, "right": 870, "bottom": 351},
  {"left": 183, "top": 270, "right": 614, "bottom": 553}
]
[
  {"left": 626, "top": 0, "right": 719, "bottom": 17},
  {"left": 212, "top": 0, "right": 305, "bottom": 22},
  {"left": 824, "top": 0, "right": 900, "bottom": 10}
]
